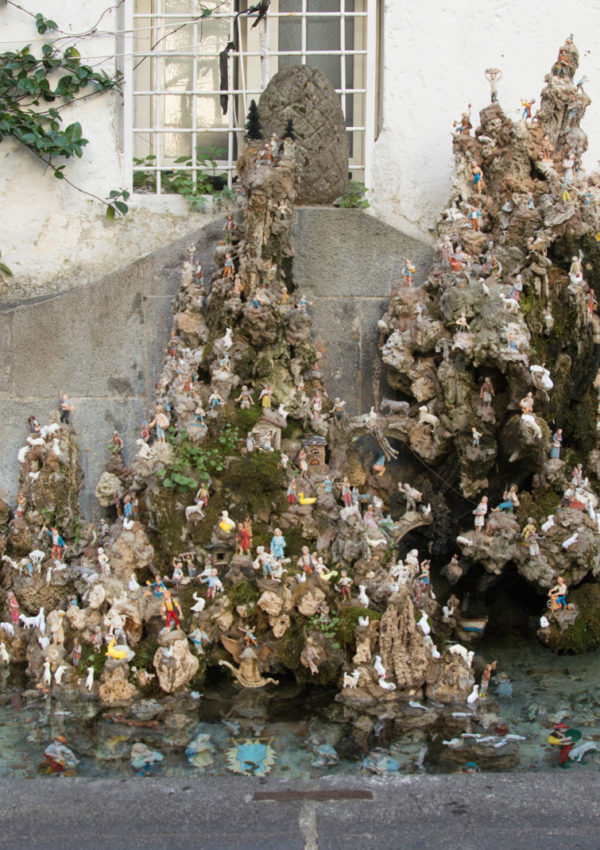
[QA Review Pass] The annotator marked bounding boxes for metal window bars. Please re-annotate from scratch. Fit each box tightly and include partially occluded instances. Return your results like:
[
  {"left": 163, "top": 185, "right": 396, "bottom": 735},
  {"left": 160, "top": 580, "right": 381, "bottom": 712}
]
[{"left": 123, "top": 0, "right": 377, "bottom": 196}]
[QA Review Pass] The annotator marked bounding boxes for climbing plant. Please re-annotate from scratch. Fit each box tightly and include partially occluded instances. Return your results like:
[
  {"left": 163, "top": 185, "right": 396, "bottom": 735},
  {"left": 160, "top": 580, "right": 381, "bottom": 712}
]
[{"left": 0, "top": 7, "right": 129, "bottom": 217}]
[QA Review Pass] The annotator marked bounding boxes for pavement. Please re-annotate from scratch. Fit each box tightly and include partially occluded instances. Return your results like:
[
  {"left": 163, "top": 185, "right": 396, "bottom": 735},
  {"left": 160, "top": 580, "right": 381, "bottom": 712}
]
[{"left": 0, "top": 772, "right": 599, "bottom": 849}]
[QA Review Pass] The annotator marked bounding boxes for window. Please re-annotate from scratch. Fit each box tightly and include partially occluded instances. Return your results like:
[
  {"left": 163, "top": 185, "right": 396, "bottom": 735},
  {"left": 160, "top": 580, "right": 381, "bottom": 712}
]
[{"left": 123, "top": 0, "right": 378, "bottom": 196}]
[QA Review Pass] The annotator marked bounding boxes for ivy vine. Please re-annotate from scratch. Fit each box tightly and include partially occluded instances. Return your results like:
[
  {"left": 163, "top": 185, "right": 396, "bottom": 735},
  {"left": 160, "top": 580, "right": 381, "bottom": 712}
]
[{"left": 0, "top": 7, "right": 129, "bottom": 218}]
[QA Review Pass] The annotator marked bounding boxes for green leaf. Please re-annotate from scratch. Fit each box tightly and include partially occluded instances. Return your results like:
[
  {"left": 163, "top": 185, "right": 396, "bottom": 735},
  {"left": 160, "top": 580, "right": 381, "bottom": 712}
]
[
  {"left": 105, "top": 204, "right": 116, "bottom": 220},
  {"left": 114, "top": 201, "right": 128, "bottom": 215},
  {"left": 0, "top": 262, "right": 13, "bottom": 276}
]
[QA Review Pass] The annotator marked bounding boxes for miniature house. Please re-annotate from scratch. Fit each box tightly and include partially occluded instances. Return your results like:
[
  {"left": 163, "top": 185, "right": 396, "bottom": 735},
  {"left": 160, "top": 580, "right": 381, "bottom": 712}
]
[{"left": 301, "top": 435, "right": 328, "bottom": 476}]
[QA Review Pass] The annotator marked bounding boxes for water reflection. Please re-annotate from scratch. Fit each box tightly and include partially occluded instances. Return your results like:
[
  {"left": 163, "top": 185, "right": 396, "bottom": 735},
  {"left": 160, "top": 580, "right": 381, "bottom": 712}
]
[{"left": 1, "top": 636, "right": 599, "bottom": 778}]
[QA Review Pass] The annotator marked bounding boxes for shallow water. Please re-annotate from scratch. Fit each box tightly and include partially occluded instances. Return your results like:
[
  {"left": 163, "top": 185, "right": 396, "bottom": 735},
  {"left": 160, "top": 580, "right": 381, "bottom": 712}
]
[{"left": 1, "top": 633, "right": 599, "bottom": 779}]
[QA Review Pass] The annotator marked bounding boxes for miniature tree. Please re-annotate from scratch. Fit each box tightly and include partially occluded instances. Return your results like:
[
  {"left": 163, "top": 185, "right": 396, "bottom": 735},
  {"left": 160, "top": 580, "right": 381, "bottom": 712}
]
[
  {"left": 282, "top": 117, "right": 296, "bottom": 140},
  {"left": 245, "top": 100, "right": 263, "bottom": 140}
]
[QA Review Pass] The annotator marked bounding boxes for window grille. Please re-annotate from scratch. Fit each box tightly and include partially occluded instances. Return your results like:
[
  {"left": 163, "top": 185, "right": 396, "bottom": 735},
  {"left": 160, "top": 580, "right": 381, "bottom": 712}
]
[{"left": 123, "top": 0, "right": 377, "bottom": 196}]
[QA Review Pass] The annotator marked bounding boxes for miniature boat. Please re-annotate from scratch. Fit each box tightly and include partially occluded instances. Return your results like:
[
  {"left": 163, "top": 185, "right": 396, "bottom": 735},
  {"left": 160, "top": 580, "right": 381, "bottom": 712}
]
[{"left": 456, "top": 615, "right": 488, "bottom": 641}]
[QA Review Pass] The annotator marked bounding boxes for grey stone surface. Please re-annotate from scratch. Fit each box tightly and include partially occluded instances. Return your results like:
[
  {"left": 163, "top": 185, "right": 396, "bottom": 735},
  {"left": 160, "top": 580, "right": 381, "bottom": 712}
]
[
  {"left": 292, "top": 208, "right": 432, "bottom": 412},
  {"left": 0, "top": 773, "right": 598, "bottom": 849},
  {"left": 0, "top": 218, "right": 227, "bottom": 517},
  {"left": 259, "top": 65, "right": 349, "bottom": 204},
  {"left": 1, "top": 208, "right": 431, "bottom": 519}
]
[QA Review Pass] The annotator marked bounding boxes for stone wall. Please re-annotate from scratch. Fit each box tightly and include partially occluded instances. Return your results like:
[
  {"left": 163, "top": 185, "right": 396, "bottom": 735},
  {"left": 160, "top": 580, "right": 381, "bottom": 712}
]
[{"left": 0, "top": 209, "right": 430, "bottom": 518}]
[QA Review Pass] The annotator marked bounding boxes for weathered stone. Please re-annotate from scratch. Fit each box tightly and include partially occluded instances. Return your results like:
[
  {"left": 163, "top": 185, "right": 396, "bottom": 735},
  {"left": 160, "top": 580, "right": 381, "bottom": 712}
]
[{"left": 259, "top": 66, "right": 348, "bottom": 204}]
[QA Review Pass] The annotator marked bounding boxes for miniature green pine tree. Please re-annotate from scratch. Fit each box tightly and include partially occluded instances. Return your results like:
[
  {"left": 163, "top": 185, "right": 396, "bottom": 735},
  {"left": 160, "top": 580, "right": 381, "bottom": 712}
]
[
  {"left": 283, "top": 117, "right": 296, "bottom": 140},
  {"left": 245, "top": 100, "right": 263, "bottom": 140}
]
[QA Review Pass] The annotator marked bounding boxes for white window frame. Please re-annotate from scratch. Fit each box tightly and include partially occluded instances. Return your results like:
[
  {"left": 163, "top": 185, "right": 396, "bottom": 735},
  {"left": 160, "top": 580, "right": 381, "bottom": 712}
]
[{"left": 122, "top": 0, "right": 377, "bottom": 197}]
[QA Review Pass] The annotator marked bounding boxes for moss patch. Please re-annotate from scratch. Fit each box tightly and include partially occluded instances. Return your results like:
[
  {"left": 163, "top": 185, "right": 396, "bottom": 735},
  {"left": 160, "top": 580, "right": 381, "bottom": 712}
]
[{"left": 546, "top": 583, "right": 600, "bottom": 654}]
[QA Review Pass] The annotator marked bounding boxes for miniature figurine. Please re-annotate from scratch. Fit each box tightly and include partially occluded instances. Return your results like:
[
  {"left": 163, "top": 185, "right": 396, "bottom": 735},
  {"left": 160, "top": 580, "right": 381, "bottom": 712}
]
[
  {"left": 235, "top": 385, "right": 254, "bottom": 409},
  {"left": 454, "top": 313, "right": 469, "bottom": 333},
  {"left": 497, "top": 484, "right": 519, "bottom": 513},
  {"left": 297, "top": 545, "right": 315, "bottom": 575},
  {"left": 473, "top": 496, "right": 488, "bottom": 532},
  {"left": 402, "top": 258, "right": 416, "bottom": 286},
  {"left": 43, "top": 526, "right": 66, "bottom": 562},
  {"left": 70, "top": 637, "right": 82, "bottom": 666},
  {"left": 337, "top": 569, "right": 352, "bottom": 599},
  {"left": 97, "top": 547, "right": 111, "bottom": 578},
  {"left": 236, "top": 518, "right": 252, "bottom": 556},
  {"left": 171, "top": 557, "right": 184, "bottom": 585},
  {"left": 468, "top": 205, "right": 482, "bottom": 230},
  {"left": 540, "top": 134, "right": 553, "bottom": 162},
  {"left": 194, "top": 261, "right": 203, "bottom": 285},
  {"left": 548, "top": 576, "right": 568, "bottom": 611},
  {"left": 223, "top": 213, "right": 238, "bottom": 243},
  {"left": 399, "top": 482, "right": 422, "bottom": 512},
  {"left": 519, "top": 392, "right": 534, "bottom": 415},
  {"left": 484, "top": 67, "right": 502, "bottom": 103},
  {"left": 550, "top": 428, "right": 562, "bottom": 458},
  {"left": 471, "top": 165, "right": 484, "bottom": 196},
  {"left": 108, "top": 431, "right": 123, "bottom": 454},
  {"left": 453, "top": 104, "right": 472, "bottom": 135},
  {"left": 480, "top": 660, "right": 497, "bottom": 697},
  {"left": 480, "top": 376, "right": 495, "bottom": 407},
  {"left": 300, "top": 638, "right": 320, "bottom": 675},
  {"left": 161, "top": 589, "right": 183, "bottom": 630},
  {"left": 208, "top": 391, "right": 224, "bottom": 410},
  {"left": 471, "top": 427, "right": 482, "bottom": 447},
  {"left": 58, "top": 392, "right": 75, "bottom": 425},
  {"left": 7, "top": 591, "right": 19, "bottom": 625},
  {"left": 287, "top": 478, "right": 297, "bottom": 506},
  {"left": 298, "top": 294, "right": 312, "bottom": 313},
  {"left": 372, "top": 452, "right": 386, "bottom": 476},
  {"left": 149, "top": 405, "right": 170, "bottom": 442},
  {"left": 239, "top": 624, "right": 258, "bottom": 647},
  {"left": 204, "top": 567, "right": 224, "bottom": 599},
  {"left": 223, "top": 252, "right": 234, "bottom": 278},
  {"left": 520, "top": 98, "right": 535, "bottom": 120},
  {"left": 259, "top": 385, "right": 273, "bottom": 408},
  {"left": 522, "top": 518, "right": 541, "bottom": 556},
  {"left": 270, "top": 528, "right": 286, "bottom": 561},
  {"left": 277, "top": 200, "right": 290, "bottom": 220},
  {"left": 218, "top": 511, "right": 235, "bottom": 533}
]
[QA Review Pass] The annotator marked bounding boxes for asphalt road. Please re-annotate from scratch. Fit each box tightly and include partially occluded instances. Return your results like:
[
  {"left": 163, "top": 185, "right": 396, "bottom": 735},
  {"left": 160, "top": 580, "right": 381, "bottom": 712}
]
[{"left": 0, "top": 773, "right": 598, "bottom": 849}]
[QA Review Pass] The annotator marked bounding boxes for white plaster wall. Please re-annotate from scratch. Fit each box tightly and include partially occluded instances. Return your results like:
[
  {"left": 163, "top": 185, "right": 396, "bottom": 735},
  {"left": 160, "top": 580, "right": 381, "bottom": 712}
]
[
  {"left": 371, "top": 0, "right": 600, "bottom": 240},
  {"left": 0, "top": 0, "right": 209, "bottom": 301},
  {"left": 3, "top": 0, "right": 600, "bottom": 295}
]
